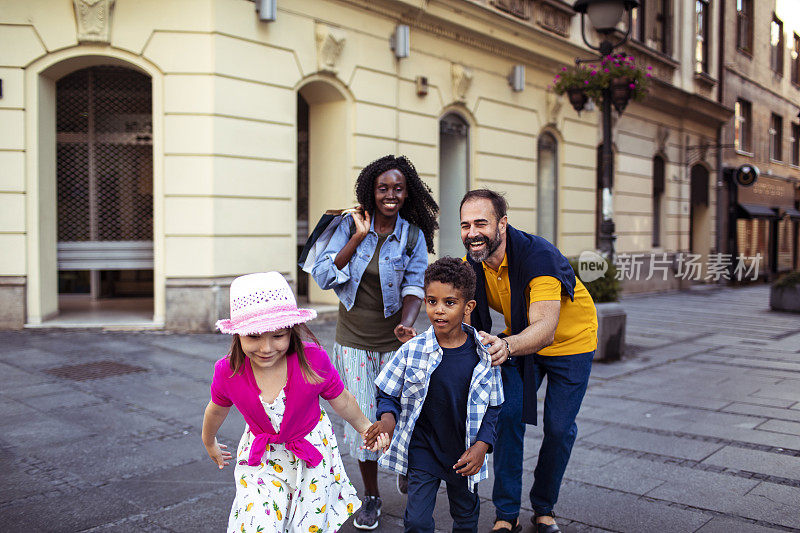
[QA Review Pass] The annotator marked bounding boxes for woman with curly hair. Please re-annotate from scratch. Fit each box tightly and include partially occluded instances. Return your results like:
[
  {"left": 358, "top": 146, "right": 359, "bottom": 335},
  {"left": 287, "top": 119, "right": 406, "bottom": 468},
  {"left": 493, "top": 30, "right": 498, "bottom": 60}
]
[{"left": 312, "top": 154, "right": 438, "bottom": 529}]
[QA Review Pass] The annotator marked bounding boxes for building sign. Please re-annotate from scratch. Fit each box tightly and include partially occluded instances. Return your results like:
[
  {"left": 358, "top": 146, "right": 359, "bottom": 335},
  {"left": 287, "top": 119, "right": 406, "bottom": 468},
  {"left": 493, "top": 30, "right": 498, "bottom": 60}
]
[{"left": 738, "top": 176, "right": 795, "bottom": 209}]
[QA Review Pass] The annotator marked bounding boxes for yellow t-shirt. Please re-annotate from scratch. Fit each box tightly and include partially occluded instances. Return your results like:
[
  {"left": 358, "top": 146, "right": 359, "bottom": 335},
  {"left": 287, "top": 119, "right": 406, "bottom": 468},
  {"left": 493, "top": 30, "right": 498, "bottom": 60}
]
[{"left": 479, "top": 255, "right": 598, "bottom": 356}]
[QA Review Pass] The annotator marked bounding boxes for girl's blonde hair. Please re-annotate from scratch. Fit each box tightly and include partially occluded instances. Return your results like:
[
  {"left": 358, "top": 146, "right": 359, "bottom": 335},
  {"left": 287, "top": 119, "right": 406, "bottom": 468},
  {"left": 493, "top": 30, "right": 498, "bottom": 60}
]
[{"left": 228, "top": 323, "right": 323, "bottom": 384}]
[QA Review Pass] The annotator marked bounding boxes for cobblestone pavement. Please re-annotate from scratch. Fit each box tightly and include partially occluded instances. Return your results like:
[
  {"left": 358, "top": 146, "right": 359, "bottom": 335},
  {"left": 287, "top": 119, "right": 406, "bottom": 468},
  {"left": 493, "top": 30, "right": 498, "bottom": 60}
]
[{"left": 0, "top": 285, "right": 798, "bottom": 532}]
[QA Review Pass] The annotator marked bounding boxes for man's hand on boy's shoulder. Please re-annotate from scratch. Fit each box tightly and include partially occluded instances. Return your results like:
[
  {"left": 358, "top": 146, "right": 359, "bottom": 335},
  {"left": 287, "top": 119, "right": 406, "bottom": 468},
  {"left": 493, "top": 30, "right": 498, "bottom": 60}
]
[{"left": 453, "top": 441, "right": 490, "bottom": 477}]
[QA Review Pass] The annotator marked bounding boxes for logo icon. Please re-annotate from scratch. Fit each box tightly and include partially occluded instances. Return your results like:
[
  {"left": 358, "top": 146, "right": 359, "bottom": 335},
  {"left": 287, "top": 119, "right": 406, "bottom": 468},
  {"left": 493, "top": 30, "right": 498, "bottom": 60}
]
[{"left": 577, "top": 251, "right": 608, "bottom": 283}]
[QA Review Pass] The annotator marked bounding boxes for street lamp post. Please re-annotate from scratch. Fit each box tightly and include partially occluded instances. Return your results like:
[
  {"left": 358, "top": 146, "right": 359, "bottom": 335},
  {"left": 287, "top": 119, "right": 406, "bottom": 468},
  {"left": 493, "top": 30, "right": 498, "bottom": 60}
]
[{"left": 573, "top": 0, "right": 639, "bottom": 259}]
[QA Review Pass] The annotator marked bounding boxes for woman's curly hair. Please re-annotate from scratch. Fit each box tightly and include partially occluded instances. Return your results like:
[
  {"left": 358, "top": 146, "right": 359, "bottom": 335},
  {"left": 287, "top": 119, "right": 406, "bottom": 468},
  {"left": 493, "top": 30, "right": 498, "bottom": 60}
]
[{"left": 355, "top": 155, "right": 439, "bottom": 254}]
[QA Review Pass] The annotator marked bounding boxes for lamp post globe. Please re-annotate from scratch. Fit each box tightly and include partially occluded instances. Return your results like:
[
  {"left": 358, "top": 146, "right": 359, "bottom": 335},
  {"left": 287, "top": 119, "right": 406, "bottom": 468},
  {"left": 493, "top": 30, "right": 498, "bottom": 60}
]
[{"left": 573, "top": 0, "right": 639, "bottom": 34}]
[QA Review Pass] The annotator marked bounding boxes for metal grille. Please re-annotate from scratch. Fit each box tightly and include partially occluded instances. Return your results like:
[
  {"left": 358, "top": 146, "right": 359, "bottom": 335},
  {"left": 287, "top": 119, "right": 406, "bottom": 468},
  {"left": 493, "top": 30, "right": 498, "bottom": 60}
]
[
  {"left": 44, "top": 361, "right": 148, "bottom": 381},
  {"left": 57, "top": 66, "right": 153, "bottom": 244}
]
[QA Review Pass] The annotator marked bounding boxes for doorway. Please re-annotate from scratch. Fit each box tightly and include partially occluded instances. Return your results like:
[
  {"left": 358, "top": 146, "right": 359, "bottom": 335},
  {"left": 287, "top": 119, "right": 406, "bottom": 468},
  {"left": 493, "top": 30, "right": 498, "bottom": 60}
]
[
  {"left": 439, "top": 113, "right": 469, "bottom": 258},
  {"left": 55, "top": 66, "right": 153, "bottom": 323}
]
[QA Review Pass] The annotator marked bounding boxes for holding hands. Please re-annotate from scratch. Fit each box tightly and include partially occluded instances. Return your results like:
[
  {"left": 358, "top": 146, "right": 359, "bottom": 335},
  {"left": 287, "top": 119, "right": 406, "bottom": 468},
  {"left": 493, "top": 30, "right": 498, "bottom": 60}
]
[{"left": 362, "top": 415, "right": 396, "bottom": 453}]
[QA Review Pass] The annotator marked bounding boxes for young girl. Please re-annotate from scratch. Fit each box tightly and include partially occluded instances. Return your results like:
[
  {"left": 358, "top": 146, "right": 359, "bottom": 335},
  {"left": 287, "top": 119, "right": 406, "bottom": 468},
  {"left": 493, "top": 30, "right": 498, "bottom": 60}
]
[{"left": 202, "top": 272, "right": 387, "bottom": 533}]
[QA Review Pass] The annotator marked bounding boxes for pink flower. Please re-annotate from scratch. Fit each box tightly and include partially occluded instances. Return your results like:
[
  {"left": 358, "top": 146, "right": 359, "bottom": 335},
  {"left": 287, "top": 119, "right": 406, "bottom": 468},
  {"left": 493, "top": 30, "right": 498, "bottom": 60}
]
[
  {"left": 628, "top": 83, "right": 636, "bottom": 89},
  {"left": 555, "top": 74, "right": 560, "bottom": 79},
  {"left": 562, "top": 66, "right": 568, "bottom": 71},
  {"left": 604, "top": 68, "right": 610, "bottom": 73},
  {"left": 647, "top": 66, "right": 653, "bottom": 70},
  {"left": 591, "top": 71, "right": 597, "bottom": 75},
  {"left": 584, "top": 80, "right": 589, "bottom": 85},
  {"left": 646, "top": 73, "right": 652, "bottom": 77}
]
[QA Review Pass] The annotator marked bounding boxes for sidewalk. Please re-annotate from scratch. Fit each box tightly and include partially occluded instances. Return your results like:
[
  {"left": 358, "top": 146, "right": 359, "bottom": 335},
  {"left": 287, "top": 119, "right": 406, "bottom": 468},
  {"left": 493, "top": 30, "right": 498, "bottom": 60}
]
[{"left": 0, "top": 285, "right": 798, "bottom": 532}]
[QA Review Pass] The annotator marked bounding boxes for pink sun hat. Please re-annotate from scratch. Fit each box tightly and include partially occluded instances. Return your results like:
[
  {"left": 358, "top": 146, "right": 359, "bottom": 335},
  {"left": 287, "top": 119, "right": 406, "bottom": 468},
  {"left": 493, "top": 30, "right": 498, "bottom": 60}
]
[{"left": 216, "top": 272, "right": 317, "bottom": 335}]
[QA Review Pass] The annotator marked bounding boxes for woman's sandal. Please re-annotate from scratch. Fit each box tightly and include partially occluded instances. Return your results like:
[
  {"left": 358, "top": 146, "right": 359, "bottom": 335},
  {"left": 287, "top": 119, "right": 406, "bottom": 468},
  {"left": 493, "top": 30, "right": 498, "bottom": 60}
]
[
  {"left": 532, "top": 511, "right": 561, "bottom": 533},
  {"left": 491, "top": 518, "right": 522, "bottom": 533}
]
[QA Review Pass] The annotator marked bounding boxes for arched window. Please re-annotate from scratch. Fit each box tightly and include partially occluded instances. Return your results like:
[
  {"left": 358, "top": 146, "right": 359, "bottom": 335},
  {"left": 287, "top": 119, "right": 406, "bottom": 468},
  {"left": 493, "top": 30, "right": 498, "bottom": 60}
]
[
  {"left": 537, "top": 132, "right": 558, "bottom": 244},
  {"left": 652, "top": 155, "right": 665, "bottom": 247}
]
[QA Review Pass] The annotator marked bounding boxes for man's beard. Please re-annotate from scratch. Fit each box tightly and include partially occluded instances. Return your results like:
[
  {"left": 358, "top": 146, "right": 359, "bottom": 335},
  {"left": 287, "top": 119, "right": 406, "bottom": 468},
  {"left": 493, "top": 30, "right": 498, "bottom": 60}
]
[{"left": 463, "top": 227, "right": 501, "bottom": 262}]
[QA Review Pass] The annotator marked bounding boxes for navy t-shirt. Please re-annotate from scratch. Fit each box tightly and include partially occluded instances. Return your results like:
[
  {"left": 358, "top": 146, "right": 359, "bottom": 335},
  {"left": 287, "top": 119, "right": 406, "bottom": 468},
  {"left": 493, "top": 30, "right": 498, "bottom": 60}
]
[{"left": 377, "top": 334, "right": 499, "bottom": 484}]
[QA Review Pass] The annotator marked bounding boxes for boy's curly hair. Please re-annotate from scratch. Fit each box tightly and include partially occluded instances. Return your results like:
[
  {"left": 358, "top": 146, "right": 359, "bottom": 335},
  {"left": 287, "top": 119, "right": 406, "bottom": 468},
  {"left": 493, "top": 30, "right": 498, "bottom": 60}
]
[
  {"left": 424, "top": 257, "right": 476, "bottom": 300},
  {"left": 355, "top": 155, "right": 439, "bottom": 254}
]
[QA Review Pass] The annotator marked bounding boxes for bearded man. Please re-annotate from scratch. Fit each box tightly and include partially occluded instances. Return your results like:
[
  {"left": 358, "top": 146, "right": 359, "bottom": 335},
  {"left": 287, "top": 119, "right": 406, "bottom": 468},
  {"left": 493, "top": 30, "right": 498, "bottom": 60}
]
[{"left": 460, "top": 189, "right": 597, "bottom": 533}]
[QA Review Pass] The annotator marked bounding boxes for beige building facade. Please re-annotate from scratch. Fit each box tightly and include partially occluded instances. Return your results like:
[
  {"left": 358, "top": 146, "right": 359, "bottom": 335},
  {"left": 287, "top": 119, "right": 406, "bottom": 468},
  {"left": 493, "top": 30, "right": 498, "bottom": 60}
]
[
  {"left": 718, "top": 0, "right": 800, "bottom": 277},
  {"left": 0, "top": 0, "right": 731, "bottom": 330}
]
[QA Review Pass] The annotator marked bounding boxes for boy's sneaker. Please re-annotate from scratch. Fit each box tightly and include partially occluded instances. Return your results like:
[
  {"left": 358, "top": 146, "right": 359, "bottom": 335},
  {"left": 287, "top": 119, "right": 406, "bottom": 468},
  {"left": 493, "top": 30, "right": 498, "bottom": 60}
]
[
  {"left": 353, "top": 495, "right": 382, "bottom": 530},
  {"left": 396, "top": 473, "right": 408, "bottom": 495}
]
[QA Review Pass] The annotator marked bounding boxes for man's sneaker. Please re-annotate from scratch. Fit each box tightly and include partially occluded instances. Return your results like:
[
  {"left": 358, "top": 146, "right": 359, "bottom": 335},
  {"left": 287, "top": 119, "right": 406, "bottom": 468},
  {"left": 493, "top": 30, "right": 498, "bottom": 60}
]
[
  {"left": 396, "top": 473, "right": 408, "bottom": 495},
  {"left": 352, "top": 495, "right": 382, "bottom": 530}
]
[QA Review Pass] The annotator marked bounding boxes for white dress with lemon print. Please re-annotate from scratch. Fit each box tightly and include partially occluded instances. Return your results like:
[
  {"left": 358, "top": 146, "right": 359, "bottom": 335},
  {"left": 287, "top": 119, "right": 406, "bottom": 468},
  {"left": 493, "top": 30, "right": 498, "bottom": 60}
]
[{"left": 228, "top": 389, "right": 361, "bottom": 533}]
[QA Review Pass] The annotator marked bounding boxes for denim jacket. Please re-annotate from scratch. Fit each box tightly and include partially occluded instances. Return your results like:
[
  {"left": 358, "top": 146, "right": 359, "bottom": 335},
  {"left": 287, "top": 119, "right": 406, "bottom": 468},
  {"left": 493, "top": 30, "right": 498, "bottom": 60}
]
[{"left": 311, "top": 214, "right": 427, "bottom": 317}]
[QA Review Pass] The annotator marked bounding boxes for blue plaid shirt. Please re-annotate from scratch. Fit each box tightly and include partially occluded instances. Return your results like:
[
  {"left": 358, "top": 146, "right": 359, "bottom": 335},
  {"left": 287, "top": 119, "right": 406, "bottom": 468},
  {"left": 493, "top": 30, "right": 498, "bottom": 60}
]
[{"left": 375, "top": 324, "right": 504, "bottom": 492}]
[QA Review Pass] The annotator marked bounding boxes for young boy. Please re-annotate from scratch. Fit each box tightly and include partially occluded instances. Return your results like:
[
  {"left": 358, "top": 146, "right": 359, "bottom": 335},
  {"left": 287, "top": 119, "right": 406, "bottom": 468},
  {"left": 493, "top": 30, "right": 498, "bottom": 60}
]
[{"left": 364, "top": 257, "right": 504, "bottom": 532}]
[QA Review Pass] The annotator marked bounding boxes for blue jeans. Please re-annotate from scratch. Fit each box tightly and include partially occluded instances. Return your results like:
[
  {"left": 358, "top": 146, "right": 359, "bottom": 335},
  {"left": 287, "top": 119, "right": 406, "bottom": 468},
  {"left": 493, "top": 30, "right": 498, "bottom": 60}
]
[
  {"left": 492, "top": 351, "right": 593, "bottom": 521},
  {"left": 405, "top": 467, "right": 480, "bottom": 533}
]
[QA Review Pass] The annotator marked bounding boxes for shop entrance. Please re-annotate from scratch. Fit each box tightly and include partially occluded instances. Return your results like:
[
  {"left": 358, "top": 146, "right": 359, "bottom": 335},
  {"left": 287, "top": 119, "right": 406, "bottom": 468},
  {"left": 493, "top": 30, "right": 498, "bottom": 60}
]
[{"left": 55, "top": 66, "right": 153, "bottom": 322}]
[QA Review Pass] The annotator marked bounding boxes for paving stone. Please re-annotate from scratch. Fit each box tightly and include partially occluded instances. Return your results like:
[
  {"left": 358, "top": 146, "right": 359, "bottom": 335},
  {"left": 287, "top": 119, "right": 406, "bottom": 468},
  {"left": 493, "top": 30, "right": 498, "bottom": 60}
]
[
  {"left": 57, "top": 402, "right": 176, "bottom": 435},
  {"left": 746, "top": 481, "right": 800, "bottom": 509},
  {"left": 0, "top": 486, "right": 140, "bottom": 532},
  {"left": 580, "top": 427, "right": 724, "bottom": 461},
  {"left": 0, "top": 362, "right": 58, "bottom": 389},
  {"left": 0, "top": 413, "right": 94, "bottom": 447},
  {"left": 694, "top": 517, "right": 788, "bottom": 532},
  {"left": 751, "top": 386, "right": 800, "bottom": 403},
  {"left": 702, "top": 446, "right": 800, "bottom": 479},
  {"left": 141, "top": 487, "right": 231, "bottom": 531},
  {"left": 555, "top": 480, "right": 711, "bottom": 532},
  {"left": 19, "top": 389, "right": 102, "bottom": 411},
  {"left": 722, "top": 402, "right": 800, "bottom": 423},
  {"left": 755, "top": 418, "right": 800, "bottom": 436},
  {"left": 108, "top": 459, "right": 229, "bottom": 511},
  {"left": 648, "top": 479, "right": 799, "bottom": 529}
]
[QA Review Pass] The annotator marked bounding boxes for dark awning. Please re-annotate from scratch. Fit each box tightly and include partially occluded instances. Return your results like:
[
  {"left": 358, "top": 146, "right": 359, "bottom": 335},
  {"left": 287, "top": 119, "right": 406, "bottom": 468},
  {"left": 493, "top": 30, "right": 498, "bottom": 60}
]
[
  {"left": 736, "top": 203, "right": 777, "bottom": 219},
  {"left": 780, "top": 207, "right": 800, "bottom": 219}
]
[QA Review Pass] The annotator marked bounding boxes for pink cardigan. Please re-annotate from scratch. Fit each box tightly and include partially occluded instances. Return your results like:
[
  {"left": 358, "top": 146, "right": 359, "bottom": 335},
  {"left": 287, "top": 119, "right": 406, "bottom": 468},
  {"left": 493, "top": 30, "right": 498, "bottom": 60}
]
[{"left": 210, "top": 342, "right": 345, "bottom": 467}]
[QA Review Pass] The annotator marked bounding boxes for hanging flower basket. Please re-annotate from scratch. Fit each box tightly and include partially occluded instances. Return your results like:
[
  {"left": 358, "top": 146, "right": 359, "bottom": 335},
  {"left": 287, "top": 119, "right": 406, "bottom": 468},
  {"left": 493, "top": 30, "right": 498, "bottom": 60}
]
[
  {"left": 609, "top": 76, "right": 633, "bottom": 112},
  {"left": 566, "top": 87, "right": 589, "bottom": 112},
  {"left": 550, "top": 54, "right": 651, "bottom": 114}
]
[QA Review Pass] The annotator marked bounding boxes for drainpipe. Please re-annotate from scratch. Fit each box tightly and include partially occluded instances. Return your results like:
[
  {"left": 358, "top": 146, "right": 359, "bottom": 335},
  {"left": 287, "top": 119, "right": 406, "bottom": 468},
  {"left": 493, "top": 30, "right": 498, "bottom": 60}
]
[{"left": 715, "top": 0, "right": 726, "bottom": 259}]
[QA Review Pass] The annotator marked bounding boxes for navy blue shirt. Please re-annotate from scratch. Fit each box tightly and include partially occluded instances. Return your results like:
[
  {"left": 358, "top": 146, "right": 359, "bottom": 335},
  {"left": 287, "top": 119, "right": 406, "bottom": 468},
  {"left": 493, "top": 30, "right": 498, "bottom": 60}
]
[{"left": 377, "top": 334, "right": 500, "bottom": 483}]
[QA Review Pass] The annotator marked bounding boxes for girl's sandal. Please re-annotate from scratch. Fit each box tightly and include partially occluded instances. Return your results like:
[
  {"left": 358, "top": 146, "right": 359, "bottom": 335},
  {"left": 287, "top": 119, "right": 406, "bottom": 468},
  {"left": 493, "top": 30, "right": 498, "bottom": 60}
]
[{"left": 491, "top": 518, "right": 522, "bottom": 533}]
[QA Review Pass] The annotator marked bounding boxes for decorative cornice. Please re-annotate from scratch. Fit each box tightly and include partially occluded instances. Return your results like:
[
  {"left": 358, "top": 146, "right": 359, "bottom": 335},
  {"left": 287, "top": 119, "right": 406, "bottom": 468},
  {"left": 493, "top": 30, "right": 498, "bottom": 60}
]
[{"left": 644, "top": 79, "right": 733, "bottom": 126}]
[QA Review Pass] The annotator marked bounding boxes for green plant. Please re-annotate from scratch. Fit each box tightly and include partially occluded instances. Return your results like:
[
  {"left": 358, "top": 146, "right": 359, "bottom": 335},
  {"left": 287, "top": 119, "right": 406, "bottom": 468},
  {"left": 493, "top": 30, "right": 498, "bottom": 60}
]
[
  {"left": 551, "top": 63, "right": 602, "bottom": 101},
  {"left": 599, "top": 54, "right": 651, "bottom": 101},
  {"left": 569, "top": 259, "right": 620, "bottom": 303},
  {"left": 550, "top": 54, "right": 652, "bottom": 102},
  {"left": 773, "top": 270, "right": 800, "bottom": 290}
]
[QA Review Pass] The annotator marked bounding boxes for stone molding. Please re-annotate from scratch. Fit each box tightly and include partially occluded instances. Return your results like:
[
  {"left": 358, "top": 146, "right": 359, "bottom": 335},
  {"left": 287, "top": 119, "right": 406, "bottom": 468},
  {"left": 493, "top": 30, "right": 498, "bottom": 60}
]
[
  {"left": 315, "top": 23, "right": 346, "bottom": 74},
  {"left": 451, "top": 63, "right": 473, "bottom": 103},
  {"left": 73, "top": 0, "right": 115, "bottom": 43}
]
